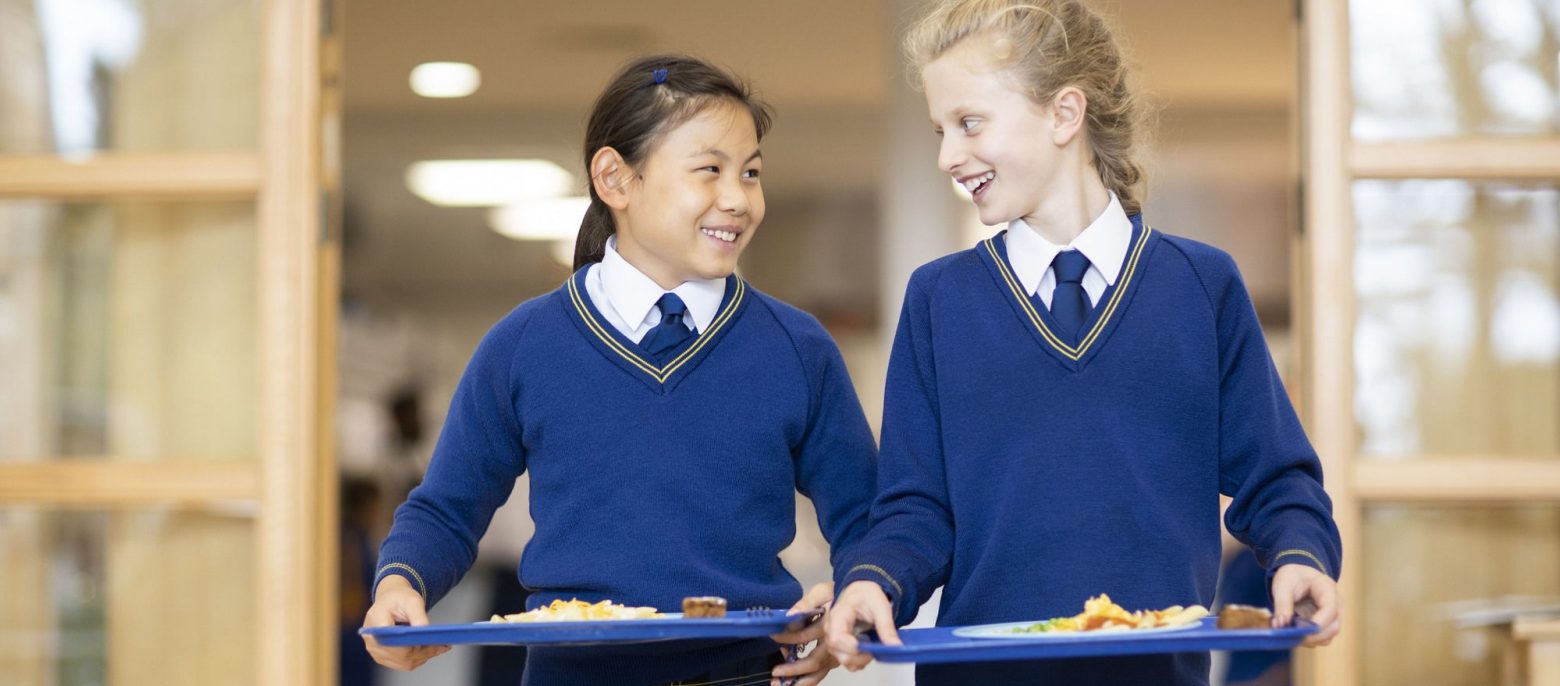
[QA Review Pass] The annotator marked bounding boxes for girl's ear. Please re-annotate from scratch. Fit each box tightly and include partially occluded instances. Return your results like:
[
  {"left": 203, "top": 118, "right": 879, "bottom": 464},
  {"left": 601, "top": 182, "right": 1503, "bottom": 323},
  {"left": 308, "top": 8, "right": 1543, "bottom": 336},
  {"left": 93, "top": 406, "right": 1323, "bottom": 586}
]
[
  {"left": 590, "top": 147, "right": 633, "bottom": 211},
  {"left": 1050, "top": 86, "right": 1088, "bottom": 147}
]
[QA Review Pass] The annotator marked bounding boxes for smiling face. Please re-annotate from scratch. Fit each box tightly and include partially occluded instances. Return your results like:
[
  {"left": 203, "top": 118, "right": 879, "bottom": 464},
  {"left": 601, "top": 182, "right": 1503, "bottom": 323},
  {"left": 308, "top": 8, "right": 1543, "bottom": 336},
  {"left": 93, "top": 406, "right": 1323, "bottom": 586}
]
[
  {"left": 923, "top": 36, "right": 1063, "bottom": 227},
  {"left": 612, "top": 99, "right": 764, "bottom": 289}
]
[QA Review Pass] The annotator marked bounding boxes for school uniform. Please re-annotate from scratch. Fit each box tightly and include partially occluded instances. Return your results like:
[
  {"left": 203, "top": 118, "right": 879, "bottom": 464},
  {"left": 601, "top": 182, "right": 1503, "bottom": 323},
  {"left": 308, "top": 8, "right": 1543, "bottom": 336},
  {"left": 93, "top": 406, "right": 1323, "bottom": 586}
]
[
  {"left": 838, "top": 198, "right": 1341, "bottom": 686},
  {"left": 376, "top": 239, "right": 877, "bottom": 685}
]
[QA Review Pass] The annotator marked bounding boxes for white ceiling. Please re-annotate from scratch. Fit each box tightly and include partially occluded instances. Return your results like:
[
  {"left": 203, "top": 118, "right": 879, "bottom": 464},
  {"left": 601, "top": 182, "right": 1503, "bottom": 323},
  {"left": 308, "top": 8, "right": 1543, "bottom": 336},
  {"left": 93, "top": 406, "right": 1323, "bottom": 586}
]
[
  {"left": 344, "top": 0, "right": 1292, "bottom": 116},
  {"left": 343, "top": 0, "right": 889, "bottom": 114},
  {"left": 340, "top": 0, "right": 1295, "bottom": 310}
]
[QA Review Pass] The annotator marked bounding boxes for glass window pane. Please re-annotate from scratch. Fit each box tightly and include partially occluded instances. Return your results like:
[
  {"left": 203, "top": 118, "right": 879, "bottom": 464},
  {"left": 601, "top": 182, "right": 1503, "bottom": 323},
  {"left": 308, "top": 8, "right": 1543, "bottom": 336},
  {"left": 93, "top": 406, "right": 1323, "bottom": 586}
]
[
  {"left": 1353, "top": 180, "right": 1559, "bottom": 458},
  {"left": 0, "top": 200, "right": 257, "bottom": 461},
  {"left": 0, "top": 0, "right": 260, "bottom": 155},
  {"left": 1363, "top": 506, "right": 1560, "bottom": 686},
  {"left": 0, "top": 508, "right": 256, "bottom": 686},
  {"left": 1351, "top": 0, "right": 1560, "bottom": 140}
]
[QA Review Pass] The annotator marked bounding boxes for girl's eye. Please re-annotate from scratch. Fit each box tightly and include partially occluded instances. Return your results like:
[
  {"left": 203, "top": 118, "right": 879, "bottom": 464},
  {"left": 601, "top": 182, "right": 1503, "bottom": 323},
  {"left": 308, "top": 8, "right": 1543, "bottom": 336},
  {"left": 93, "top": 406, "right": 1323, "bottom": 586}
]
[
  {"left": 961, "top": 118, "right": 980, "bottom": 132},
  {"left": 702, "top": 166, "right": 720, "bottom": 173},
  {"left": 743, "top": 169, "right": 761, "bottom": 179}
]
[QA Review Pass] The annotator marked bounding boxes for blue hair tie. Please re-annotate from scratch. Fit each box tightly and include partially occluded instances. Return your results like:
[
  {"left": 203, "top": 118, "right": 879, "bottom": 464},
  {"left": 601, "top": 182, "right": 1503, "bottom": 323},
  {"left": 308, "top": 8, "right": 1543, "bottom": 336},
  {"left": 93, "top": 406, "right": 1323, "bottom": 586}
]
[{"left": 652, "top": 68, "right": 668, "bottom": 85}]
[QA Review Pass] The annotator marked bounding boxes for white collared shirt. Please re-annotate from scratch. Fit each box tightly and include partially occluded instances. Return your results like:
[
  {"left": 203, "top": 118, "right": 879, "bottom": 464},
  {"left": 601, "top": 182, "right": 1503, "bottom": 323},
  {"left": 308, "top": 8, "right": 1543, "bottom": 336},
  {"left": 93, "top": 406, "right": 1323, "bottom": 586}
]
[
  {"left": 1004, "top": 192, "right": 1133, "bottom": 308},
  {"left": 585, "top": 236, "right": 726, "bottom": 343}
]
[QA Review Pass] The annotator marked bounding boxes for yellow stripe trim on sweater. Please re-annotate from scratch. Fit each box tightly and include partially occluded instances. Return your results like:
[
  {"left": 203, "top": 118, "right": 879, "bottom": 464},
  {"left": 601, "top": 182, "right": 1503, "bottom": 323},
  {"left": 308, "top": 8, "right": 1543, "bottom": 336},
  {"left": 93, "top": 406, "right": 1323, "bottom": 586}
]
[
  {"left": 983, "top": 225, "right": 1152, "bottom": 361},
  {"left": 847, "top": 563, "right": 905, "bottom": 599},
  {"left": 567, "top": 275, "right": 745, "bottom": 383},
  {"left": 1274, "top": 549, "right": 1330, "bottom": 577},
  {"left": 376, "top": 562, "right": 428, "bottom": 601}
]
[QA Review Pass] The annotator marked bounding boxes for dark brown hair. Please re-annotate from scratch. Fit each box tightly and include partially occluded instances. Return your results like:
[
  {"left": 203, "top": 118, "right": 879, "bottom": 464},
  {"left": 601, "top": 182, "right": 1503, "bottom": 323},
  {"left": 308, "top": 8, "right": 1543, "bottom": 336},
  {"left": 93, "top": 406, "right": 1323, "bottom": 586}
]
[{"left": 572, "top": 55, "right": 774, "bottom": 271}]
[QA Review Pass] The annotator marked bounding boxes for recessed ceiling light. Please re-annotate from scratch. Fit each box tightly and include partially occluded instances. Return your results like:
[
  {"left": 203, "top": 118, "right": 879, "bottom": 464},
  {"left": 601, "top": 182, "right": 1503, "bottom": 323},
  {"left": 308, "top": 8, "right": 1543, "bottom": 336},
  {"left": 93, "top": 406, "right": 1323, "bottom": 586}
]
[
  {"left": 489, "top": 196, "right": 591, "bottom": 241},
  {"left": 409, "top": 62, "right": 480, "bottom": 98},
  {"left": 405, "top": 159, "right": 574, "bottom": 207}
]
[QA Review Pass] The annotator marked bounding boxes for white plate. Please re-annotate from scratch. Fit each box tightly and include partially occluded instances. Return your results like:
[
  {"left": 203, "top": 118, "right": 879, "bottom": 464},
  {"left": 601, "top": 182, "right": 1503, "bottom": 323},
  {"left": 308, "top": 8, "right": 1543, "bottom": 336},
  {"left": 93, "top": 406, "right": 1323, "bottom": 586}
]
[{"left": 953, "top": 620, "right": 1203, "bottom": 640}]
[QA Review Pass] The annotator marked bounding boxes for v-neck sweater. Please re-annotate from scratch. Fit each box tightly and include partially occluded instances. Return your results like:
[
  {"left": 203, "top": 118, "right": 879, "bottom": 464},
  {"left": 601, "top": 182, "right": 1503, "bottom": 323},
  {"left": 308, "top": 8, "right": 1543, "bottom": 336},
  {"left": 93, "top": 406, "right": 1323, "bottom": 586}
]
[
  {"left": 837, "top": 219, "right": 1340, "bottom": 685},
  {"left": 375, "top": 268, "right": 877, "bottom": 620}
]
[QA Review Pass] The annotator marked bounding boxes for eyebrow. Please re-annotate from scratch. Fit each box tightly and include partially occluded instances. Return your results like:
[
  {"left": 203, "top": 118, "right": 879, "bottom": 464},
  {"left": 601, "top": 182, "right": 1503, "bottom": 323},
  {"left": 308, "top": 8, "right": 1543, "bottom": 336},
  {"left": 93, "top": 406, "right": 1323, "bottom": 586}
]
[
  {"left": 691, "top": 148, "right": 763, "bottom": 163},
  {"left": 931, "top": 107, "right": 977, "bottom": 127}
]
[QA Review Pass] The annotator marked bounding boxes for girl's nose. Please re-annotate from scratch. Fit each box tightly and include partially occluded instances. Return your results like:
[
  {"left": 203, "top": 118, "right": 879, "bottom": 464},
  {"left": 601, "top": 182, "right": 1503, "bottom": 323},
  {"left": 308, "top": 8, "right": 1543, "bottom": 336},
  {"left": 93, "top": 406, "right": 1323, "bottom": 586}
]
[
  {"left": 938, "top": 137, "right": 966, "bottom": 175},
  {"left": 718, "top": 178, "right": 750, "bottom": 215}
]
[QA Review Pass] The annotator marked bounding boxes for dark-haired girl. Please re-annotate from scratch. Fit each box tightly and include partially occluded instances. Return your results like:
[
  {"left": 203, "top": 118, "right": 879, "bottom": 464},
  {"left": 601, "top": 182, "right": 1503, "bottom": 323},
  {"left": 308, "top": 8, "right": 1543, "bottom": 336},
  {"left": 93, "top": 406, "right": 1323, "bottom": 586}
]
[{"left": 362, "top": 55, "right": 876, "bottom": 686}]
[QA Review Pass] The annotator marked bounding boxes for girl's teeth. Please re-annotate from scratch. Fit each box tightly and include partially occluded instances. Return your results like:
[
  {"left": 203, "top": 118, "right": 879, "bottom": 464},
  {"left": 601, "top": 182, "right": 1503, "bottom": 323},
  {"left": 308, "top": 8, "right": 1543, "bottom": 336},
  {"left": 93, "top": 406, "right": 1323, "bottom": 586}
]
[
  {"left": 962, "top": 171, "right": 995, "bottom": 193},
  {"left": 702, "top": 228, "right": 736, "bottom": 242}
]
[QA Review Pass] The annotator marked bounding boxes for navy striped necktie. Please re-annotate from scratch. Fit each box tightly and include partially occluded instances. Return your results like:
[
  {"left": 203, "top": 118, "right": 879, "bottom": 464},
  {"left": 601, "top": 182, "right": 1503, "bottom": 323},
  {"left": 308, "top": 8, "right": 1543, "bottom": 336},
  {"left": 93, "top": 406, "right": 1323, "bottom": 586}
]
[
  {"left": 642, "top": 293, "right": 694, "bottom": 361},
  {"left": 1050, "top": 250, "right": 1091, "bottom": 340}
]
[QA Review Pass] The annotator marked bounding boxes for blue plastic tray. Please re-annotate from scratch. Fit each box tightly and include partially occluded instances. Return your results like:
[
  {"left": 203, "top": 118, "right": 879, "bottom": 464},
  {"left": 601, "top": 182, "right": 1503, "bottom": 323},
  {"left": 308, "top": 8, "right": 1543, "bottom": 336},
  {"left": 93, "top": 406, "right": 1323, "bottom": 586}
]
[
  {"left": 859, "top": 617, "right": 1316, "bottom": 664},
  {"left": 361, "top": 609, "right": 819, "bottom": 647}
]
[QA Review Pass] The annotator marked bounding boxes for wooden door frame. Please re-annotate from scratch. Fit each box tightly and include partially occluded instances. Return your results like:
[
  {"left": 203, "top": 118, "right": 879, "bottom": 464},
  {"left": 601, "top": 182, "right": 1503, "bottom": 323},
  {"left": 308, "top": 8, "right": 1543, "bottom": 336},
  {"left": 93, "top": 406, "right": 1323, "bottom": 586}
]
[
  {"left": 259, "top": 0, "right": 340, "bottom": 683},
  {"left": 0, "top": 0, "right": 338, "bottom": 683},
  {"left": 1298, "top": 2, "right": 1560, "bottom": 684}
]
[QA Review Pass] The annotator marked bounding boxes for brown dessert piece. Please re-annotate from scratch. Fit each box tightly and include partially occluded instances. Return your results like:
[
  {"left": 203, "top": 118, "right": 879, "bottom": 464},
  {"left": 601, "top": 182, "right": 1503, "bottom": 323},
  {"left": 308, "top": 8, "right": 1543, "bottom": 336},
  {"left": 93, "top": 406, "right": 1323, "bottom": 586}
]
[
  {"left": 1217, "top": 604, "right": 1273, "bottom": 630},
  {"left": 681, "top": 596, "right": 728, "bottom": 618}
]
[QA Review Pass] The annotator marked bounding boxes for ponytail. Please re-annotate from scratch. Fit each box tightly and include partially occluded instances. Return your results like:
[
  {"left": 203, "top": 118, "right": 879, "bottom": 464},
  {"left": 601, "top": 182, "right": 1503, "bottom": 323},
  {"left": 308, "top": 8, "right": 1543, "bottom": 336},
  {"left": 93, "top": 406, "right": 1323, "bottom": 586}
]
[{"left": 572, "top": 200, "right": 615, "bottom": 271}]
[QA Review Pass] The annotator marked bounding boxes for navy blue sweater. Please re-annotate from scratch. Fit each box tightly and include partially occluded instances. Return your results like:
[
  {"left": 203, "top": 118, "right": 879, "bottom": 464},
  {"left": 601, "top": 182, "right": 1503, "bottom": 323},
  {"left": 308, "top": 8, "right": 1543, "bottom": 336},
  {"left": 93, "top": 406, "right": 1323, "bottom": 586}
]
[
  {"left": 375, "top": 269, "right": 877, "bottom": 684},
  {"left": 838, "top": 218, "right": 1341, "bottom": 686}
]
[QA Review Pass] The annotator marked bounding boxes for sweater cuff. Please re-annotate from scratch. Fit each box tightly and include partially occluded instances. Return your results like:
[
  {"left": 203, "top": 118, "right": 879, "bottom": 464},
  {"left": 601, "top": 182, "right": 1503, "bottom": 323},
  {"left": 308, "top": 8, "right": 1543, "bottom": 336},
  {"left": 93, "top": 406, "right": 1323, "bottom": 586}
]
[
  {"left": 1270, "top": 548, "right": 1332, "bottom": 578},
  {"left": 373, "top": 562, "right": 429, "bottom": 603},
  {"left": 1258, "top": 510, "right": 1341, "bottom": 582},
  {"left": 840, "top": 563, "right": 914, "bottom": 625}
]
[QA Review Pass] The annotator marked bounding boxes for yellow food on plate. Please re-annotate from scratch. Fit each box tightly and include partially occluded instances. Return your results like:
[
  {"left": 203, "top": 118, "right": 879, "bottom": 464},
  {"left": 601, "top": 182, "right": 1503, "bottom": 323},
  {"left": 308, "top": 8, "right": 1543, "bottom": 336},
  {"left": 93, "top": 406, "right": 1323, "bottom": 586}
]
[
  {"left": 487, "top": 598, "right": 663, "bottom": 623},
  {"left": 1014, "top": 594, "right": 1209, "bottom": 634}
]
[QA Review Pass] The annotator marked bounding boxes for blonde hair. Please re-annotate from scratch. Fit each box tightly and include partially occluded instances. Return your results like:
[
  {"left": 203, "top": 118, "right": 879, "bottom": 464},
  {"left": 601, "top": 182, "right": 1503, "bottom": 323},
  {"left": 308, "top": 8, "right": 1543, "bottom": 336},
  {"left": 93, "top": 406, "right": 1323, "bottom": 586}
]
[{"left": 905, "top": 0, "right": 1149, "bottom": 214}]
